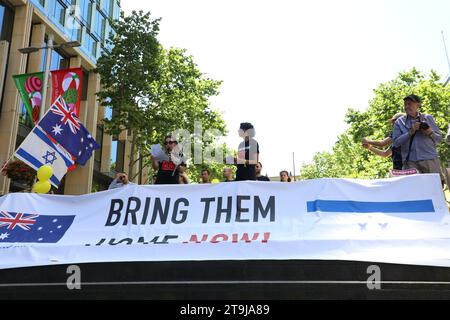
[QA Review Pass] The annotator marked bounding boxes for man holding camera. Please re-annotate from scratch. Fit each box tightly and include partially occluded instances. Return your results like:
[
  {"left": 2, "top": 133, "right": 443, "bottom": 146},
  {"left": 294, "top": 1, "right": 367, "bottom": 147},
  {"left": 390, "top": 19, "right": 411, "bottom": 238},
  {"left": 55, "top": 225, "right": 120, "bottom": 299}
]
[
  {"left": 108, "top": 172, "right": 136, "bottom": 190},
  {"left": 392, "top": 94, "right": 444, "bottom": 183}
]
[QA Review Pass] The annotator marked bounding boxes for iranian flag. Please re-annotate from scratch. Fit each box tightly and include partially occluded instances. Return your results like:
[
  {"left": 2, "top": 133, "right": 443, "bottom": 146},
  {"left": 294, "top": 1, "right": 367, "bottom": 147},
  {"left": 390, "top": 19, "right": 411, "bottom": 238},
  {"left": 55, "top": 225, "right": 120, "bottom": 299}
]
[
  {"left": 13, "top": 72, "right": 44, "bottom": 125},
  {"left": 51, "top": 67, "right": 83, "bottom": 117}
]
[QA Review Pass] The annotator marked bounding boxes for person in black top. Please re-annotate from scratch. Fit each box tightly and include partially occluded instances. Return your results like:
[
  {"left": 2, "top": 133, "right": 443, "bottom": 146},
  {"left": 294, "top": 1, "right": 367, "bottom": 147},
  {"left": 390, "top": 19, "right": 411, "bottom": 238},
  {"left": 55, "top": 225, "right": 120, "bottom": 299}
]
[
  {"left": 151, "top": 135, "right": 186, "bottom": 184},
  {"left": 256, "top": 162, "right": 270, "bottom": 181},
  {"left": 233, "top": 122, "right": 259, "bottom": 181},
  {"left": 362, "top": 113, "right": 404, "bottom": 170}
]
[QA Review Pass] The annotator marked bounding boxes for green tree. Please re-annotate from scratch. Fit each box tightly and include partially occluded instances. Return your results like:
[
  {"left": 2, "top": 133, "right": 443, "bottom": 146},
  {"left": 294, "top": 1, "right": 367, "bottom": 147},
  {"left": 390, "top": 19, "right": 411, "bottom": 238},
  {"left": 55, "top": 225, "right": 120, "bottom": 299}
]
[
  {"left": 96, "top": 11, "right": 228, "bottom": 180},
  {"left": 96, "top": 10, "right": 161, "bottom": 179},
  {"left": 300, "top": 69, "right": 450, "bottom": 180}
]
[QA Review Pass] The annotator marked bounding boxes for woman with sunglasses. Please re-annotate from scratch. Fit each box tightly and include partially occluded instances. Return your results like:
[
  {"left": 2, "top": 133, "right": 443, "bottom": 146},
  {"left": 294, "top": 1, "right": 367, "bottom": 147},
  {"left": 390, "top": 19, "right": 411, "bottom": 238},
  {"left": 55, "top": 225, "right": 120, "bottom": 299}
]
[{"left": 151, "top": 135, "right": 186, "bottom": 184}]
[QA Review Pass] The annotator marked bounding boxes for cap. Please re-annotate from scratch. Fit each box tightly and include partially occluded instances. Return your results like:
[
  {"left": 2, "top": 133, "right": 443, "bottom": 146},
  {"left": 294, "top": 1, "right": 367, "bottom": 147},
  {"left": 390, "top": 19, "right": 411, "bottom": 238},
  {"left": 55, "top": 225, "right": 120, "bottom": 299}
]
[{"left": 403, "top": 94, "right": 422, "bottom": 103}]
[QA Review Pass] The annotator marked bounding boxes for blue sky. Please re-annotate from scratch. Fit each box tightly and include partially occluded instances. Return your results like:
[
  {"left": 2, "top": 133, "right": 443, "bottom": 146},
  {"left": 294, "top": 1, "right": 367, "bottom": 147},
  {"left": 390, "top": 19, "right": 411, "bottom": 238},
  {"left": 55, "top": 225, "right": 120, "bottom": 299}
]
[{"left": 122, "top": 0, "right": 450, "bottom": 177}]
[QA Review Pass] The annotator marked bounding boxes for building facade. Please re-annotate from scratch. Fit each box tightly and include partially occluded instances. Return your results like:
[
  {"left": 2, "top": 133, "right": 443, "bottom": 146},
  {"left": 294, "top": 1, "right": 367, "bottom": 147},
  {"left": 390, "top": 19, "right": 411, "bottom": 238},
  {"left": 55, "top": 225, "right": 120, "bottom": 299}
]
[{"left": 0, "top": 0, "right": 146, "bottom": 195}]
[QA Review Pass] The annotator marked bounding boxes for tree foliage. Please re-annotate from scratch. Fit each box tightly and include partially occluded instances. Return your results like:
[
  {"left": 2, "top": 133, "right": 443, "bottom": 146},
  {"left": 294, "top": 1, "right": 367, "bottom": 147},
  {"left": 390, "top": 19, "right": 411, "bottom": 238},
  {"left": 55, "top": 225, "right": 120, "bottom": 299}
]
[
  {"left": 300, "top": 69, "right": 450, "bottom": 179},
  {"left": 96, "top": 10, "right": 228, "bottom": 180}
]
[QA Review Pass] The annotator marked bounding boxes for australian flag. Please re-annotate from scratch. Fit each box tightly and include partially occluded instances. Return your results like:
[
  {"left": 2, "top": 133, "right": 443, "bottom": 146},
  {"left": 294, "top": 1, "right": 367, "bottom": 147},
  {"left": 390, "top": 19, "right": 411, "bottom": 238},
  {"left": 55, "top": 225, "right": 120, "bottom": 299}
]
[
  {"left": 0, "top": 211, "right": 75, "bottom": 243},
  {"left": 39, "top": 96, "right": 99, "bottom": 165}
]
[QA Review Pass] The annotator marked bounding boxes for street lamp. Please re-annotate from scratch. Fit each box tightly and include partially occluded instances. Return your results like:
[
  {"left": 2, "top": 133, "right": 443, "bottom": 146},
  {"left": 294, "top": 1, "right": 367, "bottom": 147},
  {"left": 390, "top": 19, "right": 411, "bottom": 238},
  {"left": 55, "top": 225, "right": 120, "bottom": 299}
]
[{"left": 18, "top": 35, "right": 81, "bottom": 120}]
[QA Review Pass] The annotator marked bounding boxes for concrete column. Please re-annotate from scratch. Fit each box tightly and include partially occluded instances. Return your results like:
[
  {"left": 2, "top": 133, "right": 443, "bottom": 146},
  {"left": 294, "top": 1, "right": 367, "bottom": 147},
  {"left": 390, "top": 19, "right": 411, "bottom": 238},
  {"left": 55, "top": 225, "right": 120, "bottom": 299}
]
[
  {"left": 27, "top": 24, "right": 46, "bottom": 73},
  {"left": 0, "top": 4, "right": 33, "bottom": 195},
  {"left": 100, "top": 130, "right": 112, "bottom": 173},
  {"left": 96, "top": 87, "right": 112, "bottom": 173},
  {"left": 64, "top": 71, "right": 100, "bottom": 195},
  {"left": 123, "top": 135, "right": 132, "bottom": 176},
  {"left": 131, "top": 150, "right": 140, "bottom": 183},
  {"left": 141, "top": 164, "right": 150, "bottom": 185}
]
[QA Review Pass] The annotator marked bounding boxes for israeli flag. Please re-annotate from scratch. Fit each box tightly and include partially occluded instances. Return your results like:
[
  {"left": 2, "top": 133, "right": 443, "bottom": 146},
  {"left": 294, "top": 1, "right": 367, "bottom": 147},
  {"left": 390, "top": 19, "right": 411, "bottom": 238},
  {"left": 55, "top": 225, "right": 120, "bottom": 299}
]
[{"left": 14, "top": 126, "right": 74, "bottom": 188}]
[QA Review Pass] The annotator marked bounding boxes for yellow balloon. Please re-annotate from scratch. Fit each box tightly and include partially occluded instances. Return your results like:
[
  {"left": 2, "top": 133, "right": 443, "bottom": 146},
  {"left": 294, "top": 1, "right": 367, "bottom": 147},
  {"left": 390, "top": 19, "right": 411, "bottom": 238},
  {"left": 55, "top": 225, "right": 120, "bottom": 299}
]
[
  {"left": 33, "top": 180, "right": 51, "bottom": 194},
  {"left": 37, "top": 165, "right": 53, "bottom": 181},
  {"left": 211, "top": 178, "right": 220, "bottom": 184}
]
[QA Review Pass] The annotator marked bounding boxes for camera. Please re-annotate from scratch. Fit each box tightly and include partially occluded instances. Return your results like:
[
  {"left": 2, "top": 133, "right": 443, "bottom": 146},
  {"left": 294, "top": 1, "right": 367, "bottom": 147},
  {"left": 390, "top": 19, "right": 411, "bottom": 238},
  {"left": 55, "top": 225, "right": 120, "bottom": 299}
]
[{"left": 419, "top": 122, "right": 430, "bottom": 130}]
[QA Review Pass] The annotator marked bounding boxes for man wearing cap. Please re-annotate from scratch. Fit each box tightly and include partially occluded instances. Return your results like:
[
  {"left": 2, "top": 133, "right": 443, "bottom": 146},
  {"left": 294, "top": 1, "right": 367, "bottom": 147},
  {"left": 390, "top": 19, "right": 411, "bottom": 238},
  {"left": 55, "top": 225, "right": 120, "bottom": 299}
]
[{"left": 392, "top": 94, "right": 444, "bottom": 183}]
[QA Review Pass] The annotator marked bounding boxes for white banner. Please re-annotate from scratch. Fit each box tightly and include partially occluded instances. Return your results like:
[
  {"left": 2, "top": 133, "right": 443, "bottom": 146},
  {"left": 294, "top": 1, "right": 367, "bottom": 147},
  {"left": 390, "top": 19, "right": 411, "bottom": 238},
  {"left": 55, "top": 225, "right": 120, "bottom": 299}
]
[{"left": 0, "top": 174, "right": 449, "bottom": 269}]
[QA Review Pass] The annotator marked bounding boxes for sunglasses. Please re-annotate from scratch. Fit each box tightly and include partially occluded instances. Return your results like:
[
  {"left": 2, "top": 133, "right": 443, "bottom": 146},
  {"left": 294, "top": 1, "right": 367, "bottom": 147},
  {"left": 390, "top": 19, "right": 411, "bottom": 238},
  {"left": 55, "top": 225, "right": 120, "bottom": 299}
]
[{"left": 165, "top": 141, "right": 178, "bottom": 145}]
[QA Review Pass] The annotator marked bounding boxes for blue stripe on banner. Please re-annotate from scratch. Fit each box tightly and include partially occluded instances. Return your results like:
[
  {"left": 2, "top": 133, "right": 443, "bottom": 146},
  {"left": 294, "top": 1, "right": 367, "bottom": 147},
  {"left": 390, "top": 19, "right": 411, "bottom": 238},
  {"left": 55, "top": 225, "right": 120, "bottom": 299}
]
[
  {"left": 34, "top": 127, "right": 73, "bottom": 168},
  {"left": 16, "top": 148, "right": 61, "bottom": 186},
  {"left": 306, "top": 200, "right": 435, "bottom": 213}
]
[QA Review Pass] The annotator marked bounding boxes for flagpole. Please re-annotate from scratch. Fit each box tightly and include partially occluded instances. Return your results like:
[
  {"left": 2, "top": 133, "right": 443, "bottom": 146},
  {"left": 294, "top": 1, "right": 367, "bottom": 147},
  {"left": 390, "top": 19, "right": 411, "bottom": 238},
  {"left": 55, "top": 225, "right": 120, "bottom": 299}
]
[
  {"left": 40, "top": 34, "right": 54, "bottom": 121},
  {"left": 0, "top": 156, "right": 13, "bottom": 174}
]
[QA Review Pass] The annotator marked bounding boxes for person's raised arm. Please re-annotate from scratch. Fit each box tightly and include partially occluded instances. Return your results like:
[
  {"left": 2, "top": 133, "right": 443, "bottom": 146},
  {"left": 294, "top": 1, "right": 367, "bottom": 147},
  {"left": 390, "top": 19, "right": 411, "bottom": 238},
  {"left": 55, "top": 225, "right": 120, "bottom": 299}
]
[
  {"left": 363, "top": 137, "right": 392, "bottom": 147},
  {"left": 364, "top": 144, "right": 392, "bottom": 158}
]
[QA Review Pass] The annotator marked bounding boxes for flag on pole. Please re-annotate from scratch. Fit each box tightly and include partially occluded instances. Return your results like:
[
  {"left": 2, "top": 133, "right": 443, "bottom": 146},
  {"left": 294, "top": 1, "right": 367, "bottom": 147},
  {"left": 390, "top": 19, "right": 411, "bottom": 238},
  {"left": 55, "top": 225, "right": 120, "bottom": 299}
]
[
  {"left": 51, "top": 68, "right": 83, "bottom": 117},
  {"left": 14, "top": 126, "right": 75, "bottom": 187},
  {"left": 13, "top": 72, "right": 44, "bottom": 125},
  {"left": 39, "top": 96, "right": 99, "bottom": 166}
]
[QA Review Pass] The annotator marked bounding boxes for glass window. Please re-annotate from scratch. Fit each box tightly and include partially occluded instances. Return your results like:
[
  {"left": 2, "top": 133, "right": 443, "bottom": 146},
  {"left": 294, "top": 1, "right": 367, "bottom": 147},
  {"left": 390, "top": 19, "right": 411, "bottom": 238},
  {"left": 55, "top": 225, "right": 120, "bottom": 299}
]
[
  {"left": 78, "top": 0, "right": 92, "bottom": 26},
  {"left": 101, "top": 16, "right": 106, "bottom": 41},
  {"left": 67, "top": 18, "right": 82, "bottom": 42},
  {"left": 113, "top": 0, "right": 120, "bottom": 21},
  {"left": 51, "top": 0, "right": 66, "bottom": 26},
  {"left": 94, "top": 9, "right": 104, "bottom": 39},
  {"left": 40, "top": 44, "right": 69, "bottom": 71},
  {"left": 84, "top": 32, "right": 98, "bottom": 57},
  {"left": 91, "top": 38, "right": 97, "bottom": 57},
  {"left": 102, "top": 0, "right": 111, "bottom": 18},
  {"left": 50, "top": 49, "right": 68, "bottom": 70},
  {"left": 86, "top": 1, "right": 93, "bottom": 29},
  {"left": 0, "top": 2, "right": 14, "bottom": 42}
]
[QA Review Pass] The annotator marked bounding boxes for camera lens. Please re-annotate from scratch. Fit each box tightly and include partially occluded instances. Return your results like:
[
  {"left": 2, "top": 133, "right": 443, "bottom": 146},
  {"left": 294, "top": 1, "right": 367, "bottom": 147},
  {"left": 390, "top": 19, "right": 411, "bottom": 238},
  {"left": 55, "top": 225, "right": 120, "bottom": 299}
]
[{"left": 420, "top": 122, "right": 430, "bottom": 130}]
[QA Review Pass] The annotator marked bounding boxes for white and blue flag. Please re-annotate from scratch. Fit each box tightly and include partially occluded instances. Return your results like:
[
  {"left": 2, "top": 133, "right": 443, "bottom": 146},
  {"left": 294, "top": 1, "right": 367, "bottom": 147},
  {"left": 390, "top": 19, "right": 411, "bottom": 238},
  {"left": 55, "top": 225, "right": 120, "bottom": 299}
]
[{"left": 14, "top": 126, "right": 74, "bottom": 187}]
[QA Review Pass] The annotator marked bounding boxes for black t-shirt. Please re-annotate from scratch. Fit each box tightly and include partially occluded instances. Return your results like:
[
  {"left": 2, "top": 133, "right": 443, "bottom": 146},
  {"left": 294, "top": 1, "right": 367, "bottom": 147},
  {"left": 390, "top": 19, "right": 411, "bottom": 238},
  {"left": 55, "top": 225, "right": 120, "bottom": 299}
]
[
  {"left": 256, "top": 175, "right": 270, "bottom": 182},
  {"left": 155, "top": 160, "right": 185, "bottom": 185},
  {"left": 389, "top": 133, "right": 403, "bottom": 170},
  {"left": 235, "top": 139, "right": 259, "bottom": 181}
]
